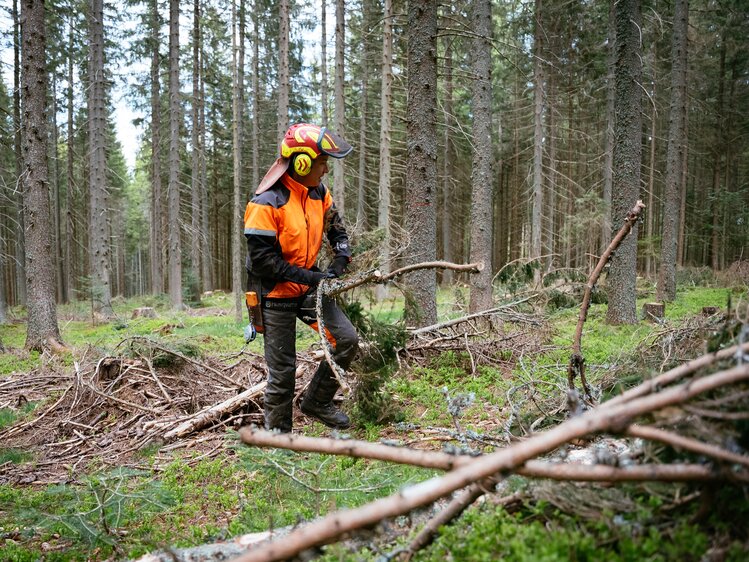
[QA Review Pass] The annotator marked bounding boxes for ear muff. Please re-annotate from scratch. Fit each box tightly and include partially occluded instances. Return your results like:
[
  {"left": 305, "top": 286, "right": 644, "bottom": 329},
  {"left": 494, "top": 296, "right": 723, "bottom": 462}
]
[{"left": 292, "top": 153, "right": 313, "bottom": 176}]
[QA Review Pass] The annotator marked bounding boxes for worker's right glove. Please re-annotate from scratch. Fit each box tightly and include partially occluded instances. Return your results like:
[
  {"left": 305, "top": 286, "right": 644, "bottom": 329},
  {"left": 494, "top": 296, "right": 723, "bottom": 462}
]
[{"left": 303, "top": 269, "right": 336, "bottom": 287}]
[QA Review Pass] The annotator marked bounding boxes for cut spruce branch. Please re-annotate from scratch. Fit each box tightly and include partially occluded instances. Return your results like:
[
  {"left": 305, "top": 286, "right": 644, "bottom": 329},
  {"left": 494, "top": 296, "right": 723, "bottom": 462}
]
[
  {"left": 568, "top": 199, "right": 645, "bottom": 402},
  {"left": 322, "top": 260, "right": 483, "bottom": 298},
  {"left": 233, "top": 363, "right": 749, "bottom": 562},
  {"left": 314, "top": 261, "right": 484, "bottom": 393},
  {"left": 410, "top": 295, "right": 538, "bottom": 336},
  {"left": 239, "top": 427, "right": 740, "bottom": 482}
]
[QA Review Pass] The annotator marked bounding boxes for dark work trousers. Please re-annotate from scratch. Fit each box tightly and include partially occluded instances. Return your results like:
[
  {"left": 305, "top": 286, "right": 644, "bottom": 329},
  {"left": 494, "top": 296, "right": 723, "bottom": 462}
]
[{"left": 262, "top": 293, "right": 358, "bottom": 432}]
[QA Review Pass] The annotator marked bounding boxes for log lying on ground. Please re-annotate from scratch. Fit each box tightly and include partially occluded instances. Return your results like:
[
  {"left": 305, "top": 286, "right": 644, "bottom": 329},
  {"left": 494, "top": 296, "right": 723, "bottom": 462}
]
[
  {"left": 158, "top": 380, "right": 267, "bottom": 442},
  {"left": 232, "top": 363, "right": 749, "bottom": 562}
]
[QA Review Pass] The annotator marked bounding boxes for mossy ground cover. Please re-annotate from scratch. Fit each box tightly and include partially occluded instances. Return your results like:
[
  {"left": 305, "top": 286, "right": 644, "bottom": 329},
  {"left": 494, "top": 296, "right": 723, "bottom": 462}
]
[{"left": 0, "top": 283, "right": 747, "bottom": 560}]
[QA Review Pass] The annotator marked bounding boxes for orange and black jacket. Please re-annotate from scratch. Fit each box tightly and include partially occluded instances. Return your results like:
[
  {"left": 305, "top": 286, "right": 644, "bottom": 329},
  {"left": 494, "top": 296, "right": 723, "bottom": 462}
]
[{"left": 244, "top": 174, "right": 351, "bottom": 300}]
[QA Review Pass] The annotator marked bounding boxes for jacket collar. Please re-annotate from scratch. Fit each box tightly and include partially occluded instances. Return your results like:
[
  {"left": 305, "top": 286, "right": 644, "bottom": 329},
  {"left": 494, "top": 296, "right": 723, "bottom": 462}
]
[{"left": 281, "top": 173, "right": 317, "bottom": 196}]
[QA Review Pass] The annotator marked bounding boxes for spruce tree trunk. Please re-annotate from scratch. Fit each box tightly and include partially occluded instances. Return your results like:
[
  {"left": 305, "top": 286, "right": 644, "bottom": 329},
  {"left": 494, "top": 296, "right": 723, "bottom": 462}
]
[
  {"left": 601, "top": 0, "right": 615, "bottom": 252},
  {"left": 150, "top": 0, "right": 164, "bottom": 295},
  {"left": 64, "top": 18, "right": 74, "bottom": 303},
  {"left": 88, "top": 0, "right": 113, "bottom": 316},
  {"left": 232, "top": 0, "right": 245, "bottom": 322},
  {"left": 21, "top": 0, "right": 62, "bottom": 350},
  {"left": 200, "top": 46, "right": 212, "bottom": 290},
  {"left": 355, "top": 0, "right": 370, "bottom": 230},
  {"left": 468, "top": 0, "right": 494, "bottom": 313},
  {"left": 190, "top": 0, "right": 203, "bottom": 302},
  {"left": 531, "top": 0, "right": 544, "bottom": 278},
  {"left": 13, "top": 0, "right": 26, "bottom": 306},
  {"left": 440, "top": 10, "right": 454, "bottom": 287},
  {"left": 710, "top": 34, "right": 726, "bottom": 271},
  {"left": 375, "top": 0, "right": 393, "bottom": 303},
  {"left": 657, "top": 0, "right": 689, "bottom": 302},
  {"left": 167, "top": 0, "right": 182, "bottom": 308},
  {"left": 333, "top": 0, "right": 346, "bottom": 216},
  {"left": 251, "top": 0, "right": 260, "bottom": 192},
  {"left": 606, "top": 0, "right": 642, "bottom": 325},
  {"left": 321, "top": 0, "right": 328, "bottom": 125},
  {"left": 277, "top": 0, "right": 290, "bottom": 139},
  {"left": 404, "top": 0, "right": 438, "bottom": 327}
]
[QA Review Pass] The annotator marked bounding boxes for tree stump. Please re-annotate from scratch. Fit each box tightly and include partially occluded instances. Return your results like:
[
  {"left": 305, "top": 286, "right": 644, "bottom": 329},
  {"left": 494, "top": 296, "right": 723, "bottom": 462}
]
[
  {"left": 642, "top": 302, "right": 665, "bottom": 322},
  {"left": 132, "top": 307, "right": 157, "bottom": 319}
]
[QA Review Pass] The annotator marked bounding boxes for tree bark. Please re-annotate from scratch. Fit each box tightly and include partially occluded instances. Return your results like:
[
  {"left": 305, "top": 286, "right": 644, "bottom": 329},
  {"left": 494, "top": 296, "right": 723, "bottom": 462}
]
[
  {"left": 606, "top": 0, "right": 642, "bottom": 325},
  {"left": 21, "top": 0, "right": 62, "bottom": 351},
  {"left": 375, "top": 0, "right": 393, "bottom": 303},
  {"left": 468, "top": 0, "right": 494, "bottom": 313},
  {"left": 167, "top": 0, "right": 182, "bottom": 308},
  {"left": 333, "top": 0, "right": 346, "bottom": 216},
  {"left": 13, "top": 0, "right": 26, "bottom": 306},
  {"left": 321, "top": 0, "right": 329, "bottom": 125},
  {"left": 601, "top": 0, "right": 615, "bottom": 252},
  {"left": 440, "top": 26, "right": 454, "bottom": 286},
  {"left": 531, "top": 0, "right": 545, "bottom": 277},
  {"left": 404, "top": 0, "right": 438, "bottom": 327},
  {"left": 150, "top": 0, "right": 164, "bottom": 295},
  {"left": 191, "top": 0, "right": 203, "bottom": 302},
  {"left": 88, "top": 0, "right": 113, "bottom": 316},
  {"left": 232, "top": 0, "right": 245, "bottom": 322},
  {"left": 657, "top": 0, "right": 689, "bottom": 302},
  {"left": 277, "top": 0, "right": 290, "bottom": 140}
]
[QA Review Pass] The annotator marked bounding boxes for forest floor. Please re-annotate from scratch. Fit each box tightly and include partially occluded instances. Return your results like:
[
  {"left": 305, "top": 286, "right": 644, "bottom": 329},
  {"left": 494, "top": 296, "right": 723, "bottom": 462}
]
[{"left": 1, "top": 274, "right": 748, "bottom": 561}]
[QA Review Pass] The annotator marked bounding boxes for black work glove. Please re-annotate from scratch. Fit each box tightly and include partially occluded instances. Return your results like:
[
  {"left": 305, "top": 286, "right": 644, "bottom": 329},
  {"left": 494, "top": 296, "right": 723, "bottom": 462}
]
[
  {"left": 302, "top": 269, "right": 335, "bottom": 287},
  {"left": 327, "top": 256, "right": 350, "bottom": 278}
]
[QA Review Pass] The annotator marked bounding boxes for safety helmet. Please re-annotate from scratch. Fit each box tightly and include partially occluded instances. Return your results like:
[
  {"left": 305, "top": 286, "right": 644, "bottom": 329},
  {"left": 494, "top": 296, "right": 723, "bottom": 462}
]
[
  {"left": 256, "top": 123, "right": 352, "bottom": 194},
  {"left": 280, "top": 123, "right": 353, "bottom": 160}
]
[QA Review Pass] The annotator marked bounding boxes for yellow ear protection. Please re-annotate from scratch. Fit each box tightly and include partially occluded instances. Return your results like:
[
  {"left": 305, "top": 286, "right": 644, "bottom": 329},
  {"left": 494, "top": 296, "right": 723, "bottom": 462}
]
[{"left": 292, "top": 153, "right": 313, "bottom": 176}]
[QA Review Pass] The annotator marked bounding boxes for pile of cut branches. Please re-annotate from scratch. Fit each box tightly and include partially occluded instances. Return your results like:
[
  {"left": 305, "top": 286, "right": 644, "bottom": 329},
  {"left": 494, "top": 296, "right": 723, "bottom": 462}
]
[{"left": 234, "top": 340, "right": 749, "bottom": 561}]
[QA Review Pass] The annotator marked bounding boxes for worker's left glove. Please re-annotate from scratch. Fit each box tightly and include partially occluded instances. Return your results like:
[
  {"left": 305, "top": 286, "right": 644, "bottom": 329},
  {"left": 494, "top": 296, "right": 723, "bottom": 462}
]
[{"left": 326, "top": 256, "right": 349, "bottom": 278}]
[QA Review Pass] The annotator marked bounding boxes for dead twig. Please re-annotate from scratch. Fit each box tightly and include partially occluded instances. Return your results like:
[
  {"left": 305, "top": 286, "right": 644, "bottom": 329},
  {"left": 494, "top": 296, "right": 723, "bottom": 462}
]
[{"left": 568, "top": 199, "right": 645, "bottom": 403}]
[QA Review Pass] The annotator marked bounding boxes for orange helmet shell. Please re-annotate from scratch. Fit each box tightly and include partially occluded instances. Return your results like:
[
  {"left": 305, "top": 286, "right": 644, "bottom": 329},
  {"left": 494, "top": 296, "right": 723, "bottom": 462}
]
[{"left": 280, "top": 123, "right": 352, "bottom": 160}]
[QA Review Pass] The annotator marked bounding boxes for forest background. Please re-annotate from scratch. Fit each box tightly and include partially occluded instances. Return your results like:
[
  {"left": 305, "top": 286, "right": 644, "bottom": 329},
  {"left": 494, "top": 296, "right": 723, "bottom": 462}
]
[
  {"left": 1, "top": 0, "right": 749, "bottom": 559},
  {"left": 1, "top": 0, "right": 747, "bottom": 344}
]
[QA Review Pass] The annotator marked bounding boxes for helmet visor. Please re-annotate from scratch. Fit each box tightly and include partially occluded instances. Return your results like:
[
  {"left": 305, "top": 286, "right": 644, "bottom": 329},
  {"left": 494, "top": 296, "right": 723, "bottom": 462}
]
[{"left": 318, "top": 127, "right": 353, "bottom": 158}]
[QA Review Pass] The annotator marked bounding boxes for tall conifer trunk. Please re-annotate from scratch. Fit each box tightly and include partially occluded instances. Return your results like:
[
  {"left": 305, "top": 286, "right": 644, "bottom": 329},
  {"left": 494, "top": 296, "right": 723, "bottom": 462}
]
[
  {"left": 150, "top": 0, "right": 164, "bottom": 295},
  {"left": 167, "top": 0, "right": 182, "bottom": 308},
  {"left": 375, "top": 0, "right": 393, "bottom": 303},
  {"left": 468, "top": 0, "right": 494, "bottom": 313},
  {"left": 21, "top": 0, "right": 62, "bottom": 350},
  {"left": 88, "top": 0, "right": 113, "bottom": 316},
  {"left": 657, "top": 0, "right": 689, "bottom": 301},
  {"left": 404, "top": 0, "right": 438, "bottom": 326},
  {"left": 606, "top": 0, "right": 643, "bottom": 324}
]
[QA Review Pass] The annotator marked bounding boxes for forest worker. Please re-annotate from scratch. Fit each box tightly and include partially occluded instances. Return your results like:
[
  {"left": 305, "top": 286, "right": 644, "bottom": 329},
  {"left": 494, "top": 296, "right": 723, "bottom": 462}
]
[{"left": 243, "top": 123, "right": 358, "bottom": 433}]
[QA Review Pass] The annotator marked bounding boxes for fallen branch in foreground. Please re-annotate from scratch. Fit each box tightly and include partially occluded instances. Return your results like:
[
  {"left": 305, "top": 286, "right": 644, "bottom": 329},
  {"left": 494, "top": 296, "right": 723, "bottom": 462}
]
[
  {"left": 232, "top": 363, "right": 749, "bottom": 562},
  {"left": 239, "top": 427, "right": 741, "bottom": 482},
  {"left": 568, "top": 199, "right": 645, "bottom": 403}
]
